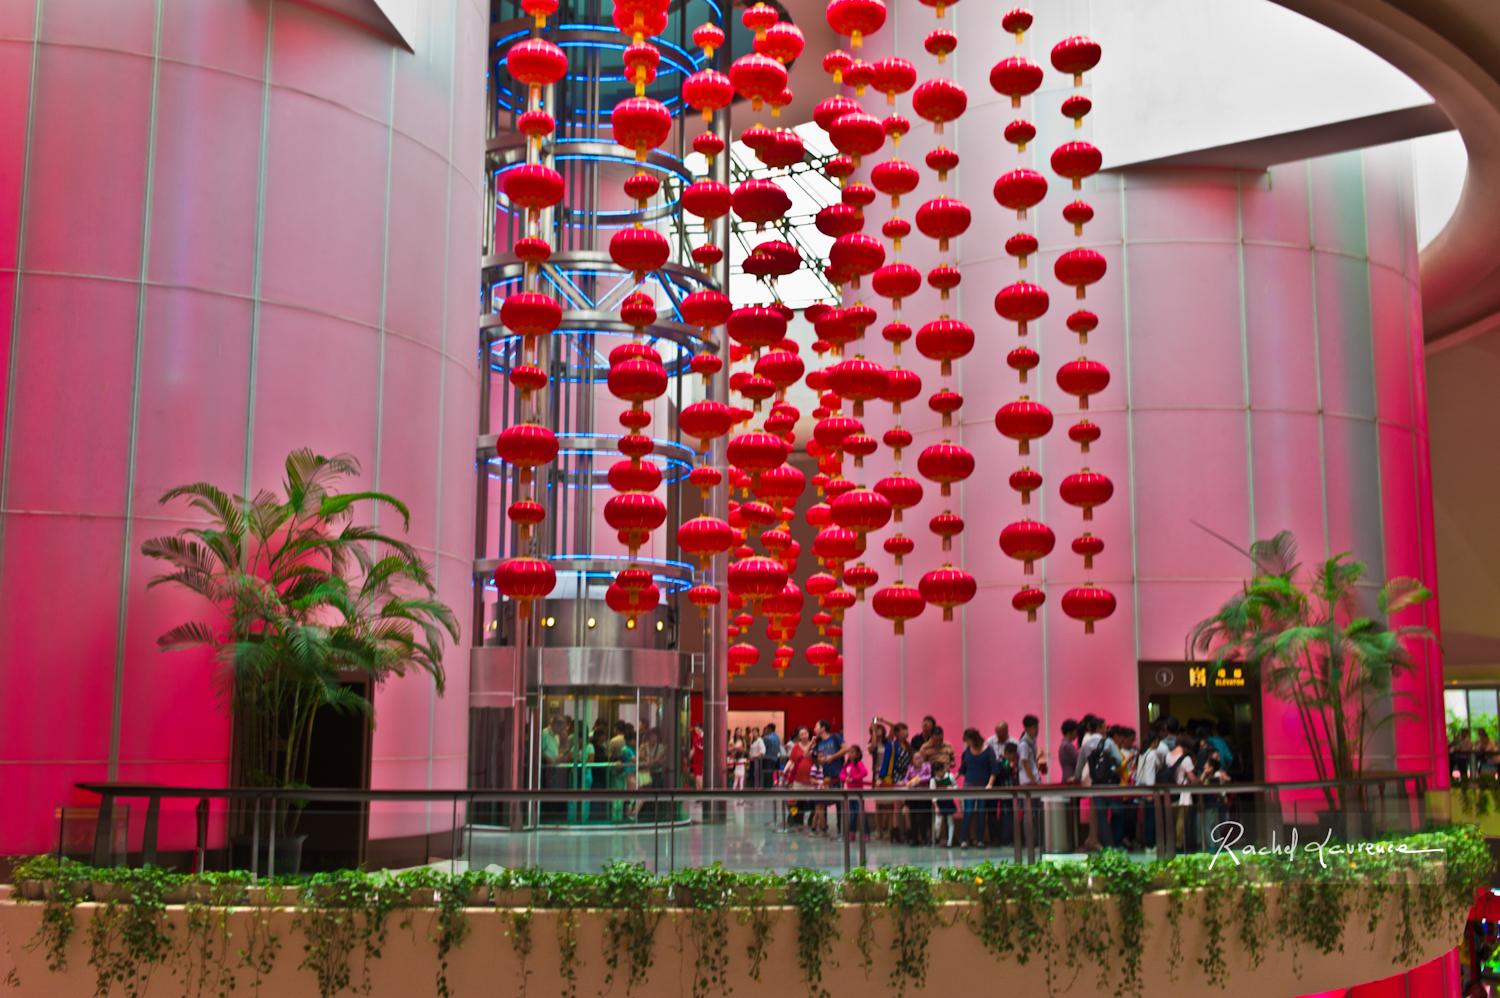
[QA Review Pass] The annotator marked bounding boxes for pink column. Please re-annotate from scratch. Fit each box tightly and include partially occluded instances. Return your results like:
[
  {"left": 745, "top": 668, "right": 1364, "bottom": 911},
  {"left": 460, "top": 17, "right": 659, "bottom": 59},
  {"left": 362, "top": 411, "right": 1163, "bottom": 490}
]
[
  {"left": 838, "top": 0, "right": 1439, "bottom": 783},
  {"left": 0, "top": 0, "right": 484, "bottom": 855}
]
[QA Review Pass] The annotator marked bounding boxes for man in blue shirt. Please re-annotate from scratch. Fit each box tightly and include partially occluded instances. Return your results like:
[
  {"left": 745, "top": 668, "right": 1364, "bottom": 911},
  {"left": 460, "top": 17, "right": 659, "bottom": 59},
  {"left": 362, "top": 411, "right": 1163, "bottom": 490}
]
[
  {"left": 813, "top": 720, "right": 853, "bottom": 835},
  {"left": 760, "top": 723, "right": 783, "bottom": 788}
]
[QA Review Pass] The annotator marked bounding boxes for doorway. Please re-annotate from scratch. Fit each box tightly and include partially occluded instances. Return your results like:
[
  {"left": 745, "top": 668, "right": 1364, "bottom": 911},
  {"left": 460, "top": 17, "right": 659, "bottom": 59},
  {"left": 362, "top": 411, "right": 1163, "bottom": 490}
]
[{"left": 1139, "top": 662, "right": 1262, "bottom": 781}]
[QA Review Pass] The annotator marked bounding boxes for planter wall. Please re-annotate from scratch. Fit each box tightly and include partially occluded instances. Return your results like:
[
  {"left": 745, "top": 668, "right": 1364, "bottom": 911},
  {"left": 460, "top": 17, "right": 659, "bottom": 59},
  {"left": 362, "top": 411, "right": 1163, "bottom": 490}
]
[{"left": 0, "top": 885, "right": 1460, "bottom": 998}]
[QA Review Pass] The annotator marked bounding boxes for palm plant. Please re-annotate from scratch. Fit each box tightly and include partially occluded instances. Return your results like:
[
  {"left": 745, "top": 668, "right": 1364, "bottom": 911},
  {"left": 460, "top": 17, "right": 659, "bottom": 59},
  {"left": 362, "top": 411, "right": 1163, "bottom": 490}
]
[
  {"left": 1187, "top": 531, "right": 1432, "bottom": 810},
  {"left": 142, "top": 450, "right": 459, "bottom": 833}
]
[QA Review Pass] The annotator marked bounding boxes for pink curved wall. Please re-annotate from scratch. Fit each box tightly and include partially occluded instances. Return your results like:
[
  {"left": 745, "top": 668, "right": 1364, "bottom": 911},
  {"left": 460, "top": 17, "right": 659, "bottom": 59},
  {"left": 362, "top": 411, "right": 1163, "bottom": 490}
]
[
  {"left": 0, "top": 0, "right": 485, "bottom": 854},
  {"left": 838, "top": 0, "right": 1443, "bottom": 785}
]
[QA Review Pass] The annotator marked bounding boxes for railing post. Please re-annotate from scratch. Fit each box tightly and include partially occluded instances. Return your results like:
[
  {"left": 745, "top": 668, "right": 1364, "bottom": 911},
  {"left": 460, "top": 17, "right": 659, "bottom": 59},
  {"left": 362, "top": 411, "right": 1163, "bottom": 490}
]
[
  {"left": 1155, "top": 791, "right": 1166, "bottom": 862},
  {"left": 91, "top": 794, "right": 116, "bottom": 868},
  {"left": 250, "top": 797, "right": 261, "bottom": 881},
  {"left": 842, "top": 794, "right": 851, "bottom": 877},
  {"left": 1013, "top": 792, "right": 1023, "bottom": 865},
  {"left": 142, "top": 795, "right": 161, "bottom": 868},
  {"left": 1163, "top": 792, "right": 1175, "bottom": 861},
  {"left": 194, "top": 799, "right": 209, "bottom": 874},
  {"left": 267, "top": 798, "right": 277, "bottom": 880}
]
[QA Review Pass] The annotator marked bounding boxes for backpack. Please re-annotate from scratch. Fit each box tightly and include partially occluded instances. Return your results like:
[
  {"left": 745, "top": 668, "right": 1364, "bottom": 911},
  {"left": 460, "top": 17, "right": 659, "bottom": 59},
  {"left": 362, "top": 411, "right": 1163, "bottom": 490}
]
[
  {"left": 1155, "top": 751, "right": 1186, "bottom": 786},
  {"left": 1087, "top": 740, "right": 1118, "bottom": 785}
]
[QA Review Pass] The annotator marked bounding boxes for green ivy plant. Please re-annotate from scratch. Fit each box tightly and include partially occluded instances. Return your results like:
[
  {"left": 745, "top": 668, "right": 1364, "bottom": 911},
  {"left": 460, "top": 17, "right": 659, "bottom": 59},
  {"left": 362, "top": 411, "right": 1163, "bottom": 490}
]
[{"left": 6, "top": 823, "right": 1490, "bottom": 998}]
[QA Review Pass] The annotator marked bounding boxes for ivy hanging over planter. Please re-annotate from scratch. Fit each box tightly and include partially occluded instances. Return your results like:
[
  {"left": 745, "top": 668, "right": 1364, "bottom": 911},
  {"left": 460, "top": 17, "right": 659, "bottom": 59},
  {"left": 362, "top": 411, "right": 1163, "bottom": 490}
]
[{"left": 7, "top": 824, "right": 1490, "bottom": 998}]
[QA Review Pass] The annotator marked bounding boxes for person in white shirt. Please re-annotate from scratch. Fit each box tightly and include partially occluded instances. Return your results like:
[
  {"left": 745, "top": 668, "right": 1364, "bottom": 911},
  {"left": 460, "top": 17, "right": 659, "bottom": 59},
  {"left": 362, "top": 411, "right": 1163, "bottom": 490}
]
[
  {"left": 748, "top": 729, "right": 766, "bottom": 789},
  {"left": 1165, "top": 732, "right": 1200, "bottom": 850},
  {"left": 1134, "top": 724, "right": 1163, "bottom": 849},
  {"left": 984, "top": 722, "right": 1015, "bottom": 758},
  {"left": 1074, "top": 715, "right": 1105, "bottom": 850}
]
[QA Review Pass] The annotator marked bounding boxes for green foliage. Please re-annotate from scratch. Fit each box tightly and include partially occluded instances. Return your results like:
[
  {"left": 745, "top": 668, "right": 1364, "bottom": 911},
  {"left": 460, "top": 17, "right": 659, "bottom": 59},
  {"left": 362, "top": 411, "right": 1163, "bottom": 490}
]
[
  {"left": 142, "top": 450, "right": 459, "bottom": 835},
  {"left": 1188, "top": 531, "right": 1433, "bottom": 805},
  {"left": 9, "top": 825, "right": 1490, "bottom": 998}
]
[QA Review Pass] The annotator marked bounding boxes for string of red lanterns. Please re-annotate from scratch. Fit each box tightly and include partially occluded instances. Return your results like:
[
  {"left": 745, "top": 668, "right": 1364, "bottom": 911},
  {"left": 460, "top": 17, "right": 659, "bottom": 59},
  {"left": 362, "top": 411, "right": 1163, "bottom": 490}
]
[{"left": 491, "top": 13, "right": 570, "bottom": 621}]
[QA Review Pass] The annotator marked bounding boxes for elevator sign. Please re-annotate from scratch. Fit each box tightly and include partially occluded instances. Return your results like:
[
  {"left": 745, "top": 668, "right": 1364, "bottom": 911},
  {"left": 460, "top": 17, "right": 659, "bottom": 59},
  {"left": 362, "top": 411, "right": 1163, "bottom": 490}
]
[{"left": 1142, "top": 662, "right": 1254, "bottom": 695}]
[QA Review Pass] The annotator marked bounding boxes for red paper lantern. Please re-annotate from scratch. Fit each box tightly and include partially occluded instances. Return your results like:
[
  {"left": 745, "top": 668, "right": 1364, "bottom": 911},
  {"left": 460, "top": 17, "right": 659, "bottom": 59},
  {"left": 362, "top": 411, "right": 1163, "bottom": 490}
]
[
  {"left": 1000, "top": 518, "right": 1055, "bottom": 574},
  {"left": 995, "top": 397, "right": 1053, "bottom": 455},
  {"left": 815, "top": 204, "right": 865, "bottom": 239},
  {"left": 609, "top": 227, "right": 669, "bottom": 281},
  {"left": 693, "top": 132, "right": 726, "bottom": 159},
  {"left": 758, "top": 21, "right": 805, "bottom": 63},
  {"left": 989, "top": 57, "right": 1043, "bottom": 108},
  {"left": 917, "top": 0, "right": 959, "bottom": 16},
  {"left": 622, "top": 172, "right": 660, "bottom": 205},
  {"left": 915, "top": 318, "right": 974, "bottom": 376},
  {"left": 813, "top": 527, "right": 860, "bottom": 565},
  {"left": 607, "top": 358, "right": 668, "bottom": 407},
  {"left": 510, "top": 364, "right": 548, "bottom": 394},
  {"left": 1007, "top": 345, "right": 1039, "bottom": 383},
  {"left": 1060, "top": 470, "right": 1113, "bottom": 521},
  {"left": 826, "top": 0, "right": 887, "bottom": 48},
  {"left": 732, "top": 178, "right": 793, "bottom": 230},
  {"left": 880, "top": 368, "right": 922, "bottom": 414},
  {"left": 807, "top": 642, "right": 839, "bottom": 672},
  {"left": 1062, "top": 94, "right": 1092, "bottom": 127},
  {"left": 919, "top": 566, "right": 976, "bottom": 621},
  {"left": 728, "top": 556, "right": 789, "bottom": 609},
  {"left": 1072, "top": 532, "right": 1105, "bottom": 570},
  {"left": 927, "top": 266, "right": 960, "bottom": 299},
  {"left": 503, "top": 164, "right": 565, "bottom": 211},
  {"left": 728, "top": 643, "right": 759, "bottom": 674},
  {"left": 994, "top": 169, "right": 1048, "bottom": 219},
  {"left": 872, "top": 584, "right": 926, "bottom": 635},
  {"left": 871, "top": 57, "right": 917, "bottom": 104},
  {"left": 755, "top": 464, "right": 806, "bottom": 512},
  {"left": 994, "top": 281, "right": 1050, "bottom": 334},
  {"left": 813, "top": 415, "right": 862, "bottom": 452},
  {"left": 611, "top": 97, "right": 671, "bottom": 160},
  {"left": 508, "top": 499, "right": 547, "bottom": 533},
  {"left": 843, "top": 60, "right": 874, "bottom": 96},
  {"left": 1004, "top": 119, "right": 1037, "bottom": 151},
  {"left": 883, "top": 427, "right": 913, "bottom": 459},
  {"left": 1052, "top": 35, "right": 1102, "bottom": 86},
  {"left": 844, "top": 563, "right": 880, "bottom": 600},
  {"left": 755, "top": 350, "right": 804, "bottom": 394},
  {"left": 493, "top": 557, "right": 556, "bottom": 618},
  {"left": 915, "top": 197, "right": 971, "bottom": 252},
  {"left": 871, "top": 263, "right": 921, "bottom": 311},
  {"left": 884, "top": 114, "right": 911, "bottom": 144},
  {"left": 686, "top": 583, "right": 721, "bottom": 608},
  {"left": 884, "top": 534, "right": 915, "bottom": 561},
  {"left": 1013, "top": 586, "right": 1045, "bottom": 622},
  {"left": 1055, "top": 248, "right": 1106, "bottom": 299},
  {"left": 830, "top": 487, "right": 893, "bottom": 535},
  {"left": 693, "top": 22, "right": 725, "bottom": 56},
  {"left": 1051, "top": 141, "right": 1102, "bottom": 190},
  {"left": 604, "top": 491, "right": 667, "bottom": 535},
  {"left": 1057, "top": 357, "right": 1110, "bottom": 409},
  {"left": 926, "top": 146, "right": 959, "bottom": 181},
  {"left": 925, "top": 29, "right": 956, "bottom": 62},
  {"left": 1006, "top": 233, "right": 1039, "bottom": 268},
  {"left": 682, "top": 180, "right": 731, "bottom": 225},
  {"left": 823, "top": 49, "right": 853, "bottom": 82},
  {"left": 1069, "top": 419, "right": 1100, "bottom": 453},
  {"left": 681, "top": 289, "right": 732, "bottom": 330},
  {"left": 929, "top": 511, "right": 964, "bottom": 551},
  {"left": 728, "top": 305, "right": 788, "bottom": 349},
  {"left": 828, "top": 233, "right": 886, "bottom": 288},
  {"left": 1009, "top": 466, "right": 1042, "bottom": 504},
  {"left": 1002, "top": 7, "right": 1033, "bottom": 41},
  {"left": 612, "top": 5, "right": 667, "bottom": 38},
  {"left": 806, "top": 572, "right": 838, "bottom": 597},
  {"left": 679, "top": 400, "right": 734, "bottom": 450},
  {"left": 608, "top": 458, "right": 661, "bottom": 493},
  {"left": 870, "top": 159, "right": 920, "bottom": 207},
  {"left": 874, "top": 474, "right": 923, "bottom": 521},
  {"left": 841, "top": 182, "right": 877, "bottom": 208},
  {"left": 815, "top": 95, "right": 860, "bottom": 131},
  {"left": 507, "top": 38, "right": 568, "bottom": 88},
  {"left": 607, "top": 580, "right": 660, "bottom": 623},
  {"left": 741, "top": 122, "right": 776, "bottom": 154},
  {"left": 729, "top": 53, "right": 788, "bottom": 111},
  {"left": 727, "top": 431, "right": 790, "bottom": 473},
  {"left": 501, "top": 292, "right": 562, "bottom": 339},
  {"left": 828, "top": 111, "right": 886, "bottom": 164},
  {"left": 912, "top": 78, "right": 967, "bottom": 134},
  {"left": 689, "top": 466, "right": 722, "bottom": 497},
  {"left": 495, "top": 423, "right": 560, "bottom": 478},
  {"left": 1063, "top": 201, "right": 1095, "bottom": 237},
  {"left": 761, "top": 130, "right": 807, "bottom": 169},
  {"left": 917, "top": 442, "right": 974, "bottom": 497},
  {"left": 1062, "top": 585, "right": 1116, "bottom": 634},
  {"left": 677, "top": 516, "right": 736, "bottom": 566},
  {"left": 522, "top": 0, "right": 558, "bottom": 27}
]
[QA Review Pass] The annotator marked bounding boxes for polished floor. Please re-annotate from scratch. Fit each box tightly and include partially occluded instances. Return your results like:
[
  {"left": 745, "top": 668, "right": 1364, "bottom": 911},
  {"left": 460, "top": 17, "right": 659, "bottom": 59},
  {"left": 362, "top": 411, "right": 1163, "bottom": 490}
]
[{"left": 459, "top": 801, "right": 1160, "bottom": 875}]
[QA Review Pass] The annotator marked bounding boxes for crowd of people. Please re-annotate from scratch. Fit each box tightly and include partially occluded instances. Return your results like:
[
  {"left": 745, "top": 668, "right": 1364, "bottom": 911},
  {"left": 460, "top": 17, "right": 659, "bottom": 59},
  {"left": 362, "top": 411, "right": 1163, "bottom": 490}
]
[
  {"left": 1450, "top": 726, "right": 1498, "bottom": 778},
  {"left": 710, "top": 713, "right": 1240, "bottom": 852}
]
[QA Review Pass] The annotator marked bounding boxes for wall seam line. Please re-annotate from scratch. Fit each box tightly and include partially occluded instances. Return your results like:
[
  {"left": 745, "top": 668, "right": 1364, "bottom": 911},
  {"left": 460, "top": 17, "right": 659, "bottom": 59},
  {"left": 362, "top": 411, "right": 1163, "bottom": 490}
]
[{"left": 244, "top": 3, "right": 276, "bottom": 505}]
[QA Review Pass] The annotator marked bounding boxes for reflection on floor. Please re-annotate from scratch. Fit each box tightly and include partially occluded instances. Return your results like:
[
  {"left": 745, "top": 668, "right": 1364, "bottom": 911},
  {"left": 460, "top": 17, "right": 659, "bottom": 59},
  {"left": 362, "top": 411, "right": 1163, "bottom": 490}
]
[{"left": 460, "top": 802, "right": 1158, "bottom": 875}]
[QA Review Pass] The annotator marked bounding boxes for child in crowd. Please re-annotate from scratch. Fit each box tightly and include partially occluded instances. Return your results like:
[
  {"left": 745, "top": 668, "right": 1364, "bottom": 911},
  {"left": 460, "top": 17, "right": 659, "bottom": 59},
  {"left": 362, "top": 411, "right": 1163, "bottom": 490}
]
[
  {"left": 932, "top": 758, "right": 957, "bottom": 848},
  {"left": 904, "top": 753, "right": 934, "bottom": 845},
  {"left": 842, "top": 745, "right": 870, "bottom": 841}
]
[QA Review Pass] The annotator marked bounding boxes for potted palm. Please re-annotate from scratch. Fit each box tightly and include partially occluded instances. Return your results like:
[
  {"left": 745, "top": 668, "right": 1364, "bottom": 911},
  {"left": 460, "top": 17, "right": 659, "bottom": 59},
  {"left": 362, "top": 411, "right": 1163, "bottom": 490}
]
[
  {"left": 1188, "top": 531, "right": 1432, "bottom": 821},
  {"left": 142, "top": 450, "right": 459, "bottom": 872}
]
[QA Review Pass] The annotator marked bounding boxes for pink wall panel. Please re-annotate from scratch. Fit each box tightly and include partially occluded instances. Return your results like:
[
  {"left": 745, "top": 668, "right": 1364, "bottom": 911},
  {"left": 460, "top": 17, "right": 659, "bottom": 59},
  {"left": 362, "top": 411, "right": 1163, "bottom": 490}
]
[
  {"left": 259, "top": 86, "right": 388, "bottom": 325},
  {"left": 1045, "top": 581, "right": 1137, "bottom": 741},
  {"left": 1122, "top": 175, "right": 1239, "bottom": 243},
  {"left": 6, "top": 274, "right": 137, "bottom": 515},
  {"left": 377, "top": 336, "right": 444, "bottom": 548},
  {"left": 1240, "top": 163, "right": 1311, "bottom": 246},
  {"left": 1370, "top": 266, "right": 1416, "bottom": 429},
  {"left": 1321, "top": 413, "right": 1387, "bottom": 575},
  {"left": 1315, "top": 250, "right": 1378, "bottom": 419},
  {"left": 1242, "top": 242, "right": 1320, "bottom": 412},
  {"left": 384, "top": 134, "right": 451, "bottom": 347},
  {"left": 1, "top": 763, "right": 110, "bottom": 856},
  {"left": 1123, "top": 241, "right": 1244, "bottom": 410},
  {"left": 392, "top": 0, "right": 456, "bottom": 154},
  {"left": 39, "top": 0, "right": 156, "bottom": 54},
  {"left": 1308, "top": 152, "right": 1370, "bottom": 259},
  {"left": 1131, "top": 408, "right": 1251, "bottom": 579},
  {"left": 0, "top": 40, "right": 33, "bottom": 270},
  {"left": 158, "top": 0, "right": 271, "bottom": 78},
  {"left": 1249, "top": 410, "right": 1329, "bottom": 557},
  {"left": 271, "top": 1, "right": 393, "bottom": 123},
  {"left": 23, "top": 44, "right": 152, "bottom": 279},
  {"left": 1360, "top": 144, "right": 1411, "bottom": 275},
  {"left": 147, "top": 63, "right": 264, "bottom": 295},
  {"left": 0, "top": 515, "right": 124, "bottom": 760},
  {"left": 0, "top": 1, "right": 37, "bottom": 39}
]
